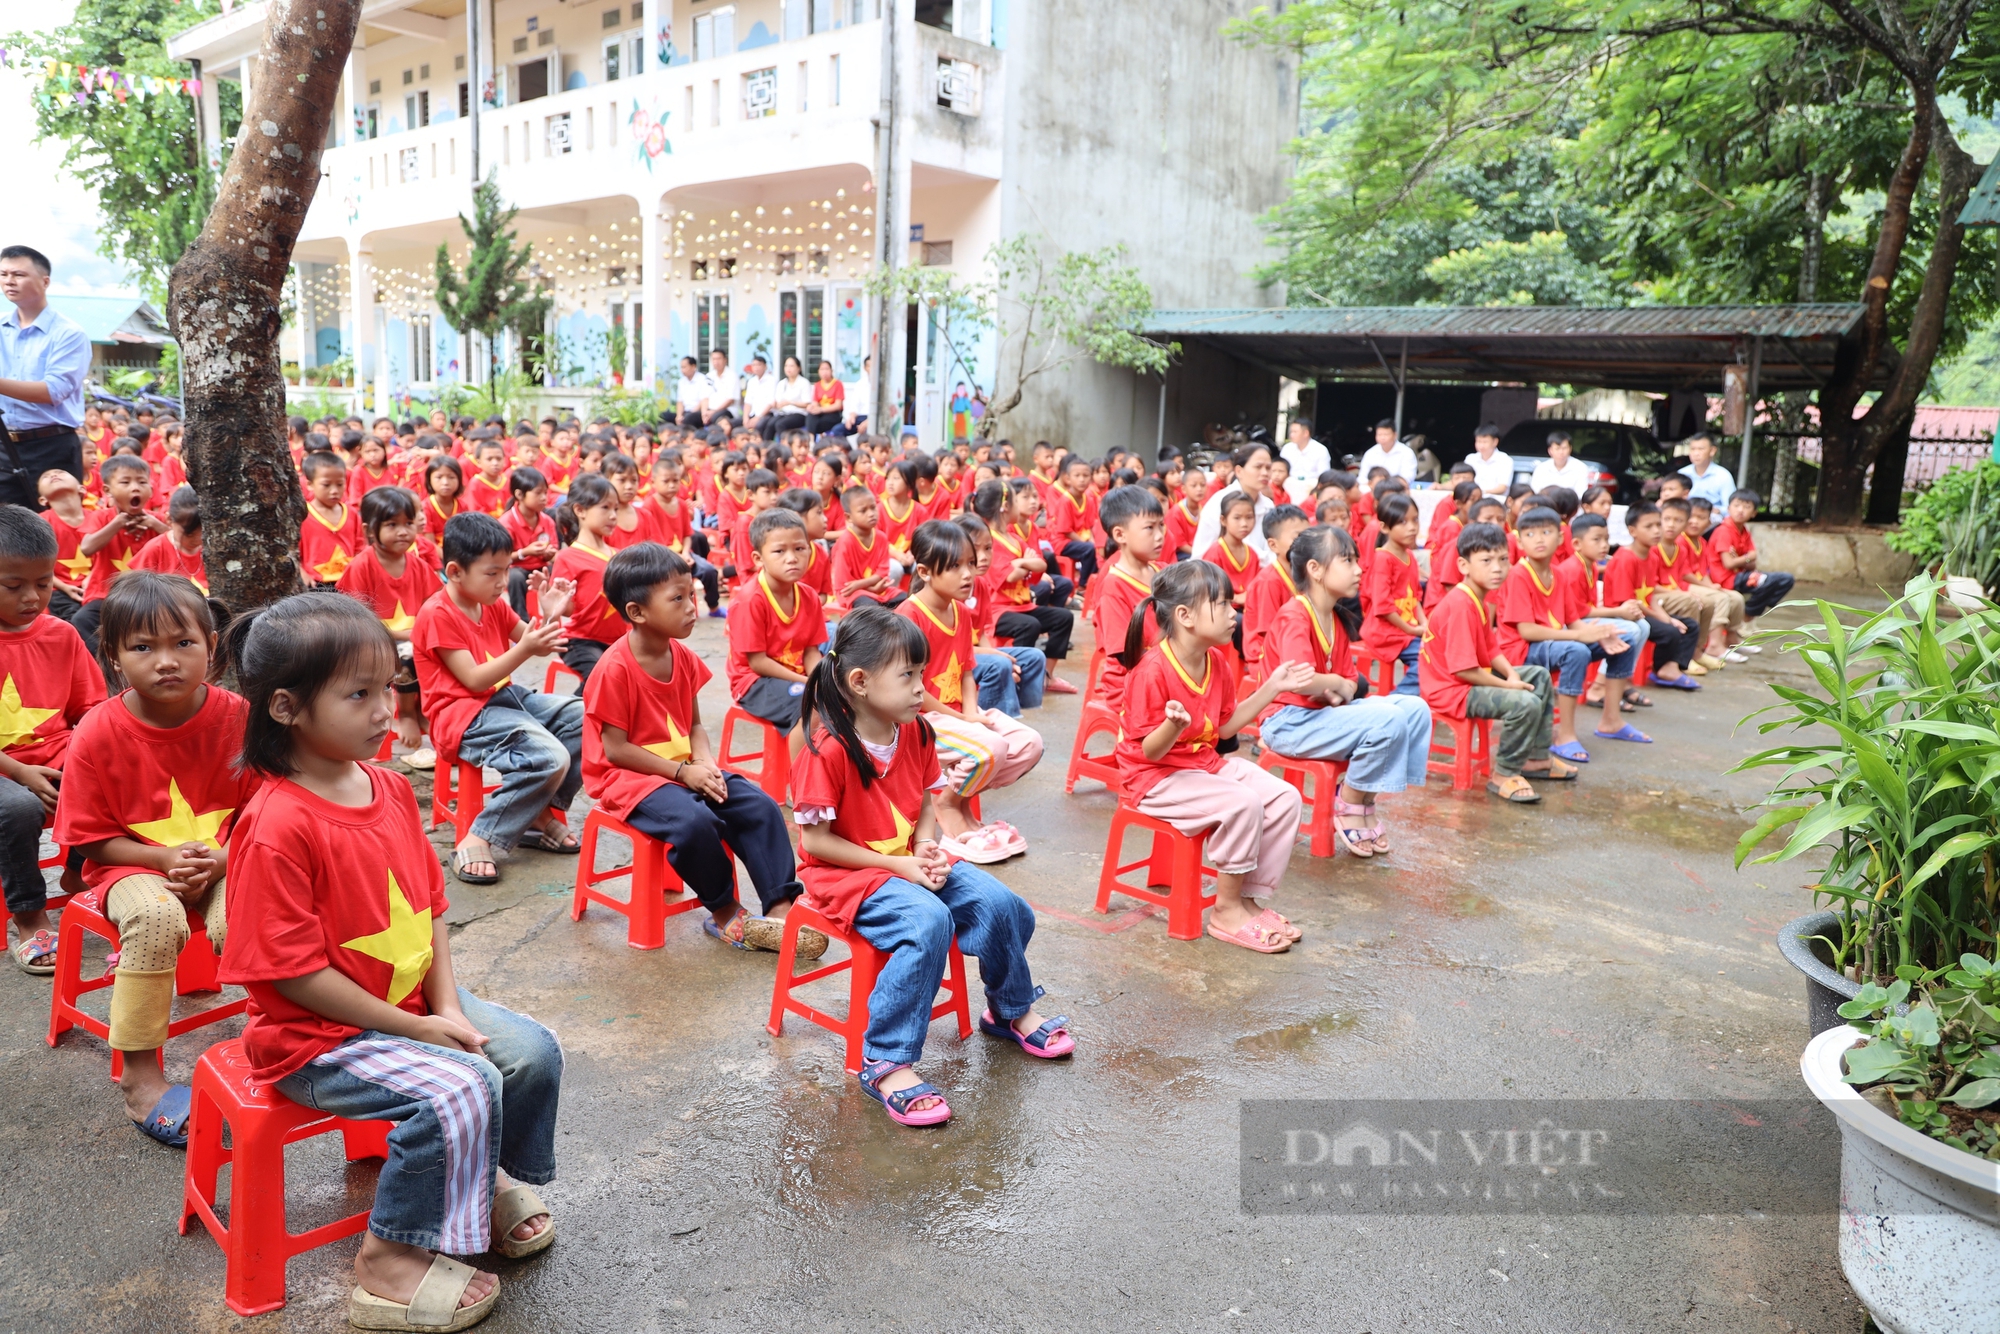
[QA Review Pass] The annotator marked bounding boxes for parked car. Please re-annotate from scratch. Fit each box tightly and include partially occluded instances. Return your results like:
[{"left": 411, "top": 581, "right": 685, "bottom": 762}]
[{"left": 1499, "top": 418, "right": 1667, "bottom": 504}]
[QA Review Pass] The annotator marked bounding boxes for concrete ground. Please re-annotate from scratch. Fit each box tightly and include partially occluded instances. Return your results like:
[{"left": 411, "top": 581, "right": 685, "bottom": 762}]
[{"left": 0, "top": 587, "right": 1886, "bottom": 1333}]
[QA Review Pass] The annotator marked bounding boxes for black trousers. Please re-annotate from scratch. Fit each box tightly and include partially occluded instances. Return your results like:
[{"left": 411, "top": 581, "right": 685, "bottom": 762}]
[
  {"left": 1035, "top": 575, "right": 1074, "bottom": 607},
  {"left": 73, "top": 598, "right": 104, "bottom": 658},
  {"left": 1060, "top": 539, "right": 1099, "bottom": 592},
  {"left": 626, "top": 774, "right": 803, "bottom": 917},
  {"left": 561, "top": 637, "right": 611, "bottom": 686},
  {"left": 738, "top": 675, "right": 805, "bottom": 730},
  {"left": 1733, "top": 571, "right": 1795, "bottom": 618},
  {"left": 850, "top": 591, "right": 909, "bottom": 612},
  {"left": 0, "top": 429, "right": 82, "bottom": 510},
  {"left": 761, "top": 411, "right": 809, "bottom": 441},
  {"left": 805, "top": 411, "right": 842, "bottom": 436},
  {"left": 996, "top": 606, "right": 1073, "bottom": 661},
  {"left": 1644, "top": 614, "right": 1699, "bottom": 672}
]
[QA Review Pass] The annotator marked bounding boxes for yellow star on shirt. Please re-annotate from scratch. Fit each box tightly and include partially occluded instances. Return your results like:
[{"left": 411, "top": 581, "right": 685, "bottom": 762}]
[
  {"left": 483, "top": 649, "right": 512, "bottom": 690},
  {"left": 381, "top": 599, "right": 415, "bottom": 634},
  {"left": 641, "top": 712, "right": 692, "bottom": 763},
  {"left": 339, "top": 870, "right": 434, "bottom": 1006},
  {"left": 58, "top": 552, "right": 89, "bottom": 582},
  {"left": 129, "top": 778, "right": 233, "bottom": 847},
  {"left": 776, "top": 644, "right": 806, "bottom": 672},
  {"left": 0, "top": 674, "right": 58, "bottom": 750},
  {"left": 313, "top": 546, "right": 353, "bottom": 582},
  {"left": 865, "top": 804, "right": 916, "bottom": 858},
  {"left": 1183, "top": 710, "right": 1218, "bottom": 754},
  {"left": 934, "top": 651, "right": 964, "bottom": 707}
]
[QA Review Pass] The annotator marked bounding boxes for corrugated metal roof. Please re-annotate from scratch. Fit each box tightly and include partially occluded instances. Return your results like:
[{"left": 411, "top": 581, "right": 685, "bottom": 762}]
[
  {"left": 50, "top": 294, "right": 172, "bottom": 346},
  {"left": 1145, "top": 305, "right": 1866, "bottom": 339}
]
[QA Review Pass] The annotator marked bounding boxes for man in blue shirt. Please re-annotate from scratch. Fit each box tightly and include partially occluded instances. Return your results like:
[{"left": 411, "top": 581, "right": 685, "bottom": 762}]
[
  {"left": 1676, "top": 431, "right": 1737, "bottom": 509},
  {"left": 0, "top": 246, "right": 90, "bottom": 510}
]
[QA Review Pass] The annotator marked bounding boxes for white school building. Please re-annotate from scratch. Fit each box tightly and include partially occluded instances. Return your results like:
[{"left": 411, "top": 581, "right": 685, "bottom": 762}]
[{"left": 169, "top": 0, "right": 1295, "bottom": 451}]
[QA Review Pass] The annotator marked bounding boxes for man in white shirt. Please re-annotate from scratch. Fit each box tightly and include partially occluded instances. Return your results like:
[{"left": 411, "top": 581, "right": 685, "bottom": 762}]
[
  {"left": 700, "top": 349, "right": 739, "bottom": 426},
  {"left": 674, "top": 356, "right": 711, "bottom": 429},
  {"left": 839, "top": 354, "right": 873, "bottom": 436},
  {"left": 1462, "top": 424, "right": 1515, "bottom": 496},
  {"left": 1191, "top": 442, "right": 1278, "bottom": 562},
  {"left": 1357, "top": 419, "right": 1418, "bottom": 485},
  {"left": 1676, "top": 431, "right": 1736, "bottom": 508},
  {"left": 740, "top": 355, "right": 779, "bottom": 438},
  {"left": 1530, "top": 429, "right": 1595, "bottom": 496},
  {"left": 1280, "top": 418, "right": 1330, "bottom": 489}
]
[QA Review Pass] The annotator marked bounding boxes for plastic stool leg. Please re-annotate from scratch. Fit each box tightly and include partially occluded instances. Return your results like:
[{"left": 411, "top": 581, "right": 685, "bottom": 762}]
[
  {"left": 176, "top": 937, "right": 221, "bottom": 995},
  {"left": 843, "top": 942, "right": 884, "bottom": 1074},
  {"left": 341, "top": 1119, "right": 392, "bottom": 1162},
  {"left": 627, "top": 836, "right": 667, "bottom": 951},
  {"left": 766, "top": 916, "right": 800, "bottom": 1038},
  {"left": 220, "top": 1114, "right": 295, "bottom": 1317},
  {"left": 1166, "top": 832, "right": 1206, "bottom": 942}
]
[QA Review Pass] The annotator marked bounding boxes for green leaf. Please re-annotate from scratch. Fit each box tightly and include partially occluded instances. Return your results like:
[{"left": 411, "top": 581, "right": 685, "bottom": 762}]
[
  {"left": 1949, "top": 1079, "right": 2000, "bottom": 1109},
  {"left": 1910, "top": 833, "right": 1999, "bottom": 893}
]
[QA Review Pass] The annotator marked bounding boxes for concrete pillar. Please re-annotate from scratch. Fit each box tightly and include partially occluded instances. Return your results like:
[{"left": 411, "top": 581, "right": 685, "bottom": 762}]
[
  {"left": 198, "top": 65, "right": 222, "bottom": 165},
  {"left": 641, "top": 202, "right": 669, "bottom": 388},
  {"left": 239, "top": 54, "right": 256, "bottom": 122},
  {"left": 296, "top": 263, "right": 316, "bottom": 375},
  {"left": 349, "top": 243, "right": 378, "bottom": 416},
  {"left": 343, "top": 34, "right": 367, "bottom": 146},
  {"left": 642, "top": 0, "right": 664, "bottom": 72}
]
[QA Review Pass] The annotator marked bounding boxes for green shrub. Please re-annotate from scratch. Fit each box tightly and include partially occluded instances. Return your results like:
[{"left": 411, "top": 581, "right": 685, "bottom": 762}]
[{"left": 1886, "top": 459, "right": 2000, "bottom": 570}]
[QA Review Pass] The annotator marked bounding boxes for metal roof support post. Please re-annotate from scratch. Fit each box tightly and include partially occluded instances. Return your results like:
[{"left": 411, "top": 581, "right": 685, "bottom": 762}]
[
  {"left": 1739, "top": 334, "right": 1762, "bottom": 482},
  {"left": 1394, "top": 337, "right": 1408, "bottom": 436},
  {"left": 1155, "top": 374, "right": 1166, "bottom": 466}
]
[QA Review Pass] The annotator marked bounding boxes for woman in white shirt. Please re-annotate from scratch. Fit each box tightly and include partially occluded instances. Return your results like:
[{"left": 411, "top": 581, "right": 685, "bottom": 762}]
[{"left": 768, "top": 355, "right": 815, "bottom": 438}]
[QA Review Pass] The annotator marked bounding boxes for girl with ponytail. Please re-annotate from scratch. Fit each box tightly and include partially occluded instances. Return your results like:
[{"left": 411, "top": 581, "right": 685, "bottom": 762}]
[{"left": 793, "top": 605, "right": 1074, "bottom": 1127}]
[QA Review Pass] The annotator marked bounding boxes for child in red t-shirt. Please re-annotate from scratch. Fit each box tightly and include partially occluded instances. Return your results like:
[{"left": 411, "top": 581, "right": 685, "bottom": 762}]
[
  {"left": 129, "top": 485, "right": 208, "bottom": 591},
  {"left": 1090, "top": 486, "right": 1167, "bottom": 710},
  {"left": 951, "top": 511, "right": 1054, "bottom": 711},
  {"left": 464, "top": 439, "right": 511, "bottom": 516},
  {"left": 54, "top": 574, "right": 258, "bottom": 1144},
  {"left": 37, "top": 469, "right": 91, "bottom": 619},
  {"left": 346, "top": 435, "right": 393, "bottom": 504},
  {"left": 300, "top": 450, "right": 366, "bottom": 587},
  {"left": 728, "top": 468, "right": 783, "bottom": 590},
  {"left": 778, "top": 487, "right": 836, "bottom": 608},
  {"left": 422, "top": 455, "right": 465, "bottom": 544},
  {"left": 1423, "top": 479, "right": 1481, "bottom": 610},
  {"left": 1255, "top": 524, "right": 1431, "bottom": 856},
  {"left": 338, "top": 486, "right": 442, "bottom": 766},
  {"left": 793, "top": 605, "right": 1073, "bottom": 1127},
  {"left": 550, "top": 474, "right": 624, "bottom": 686},
  {"left": 1201, "top": 493, "right": 1262, "bottom": 611},
  {"left": 876, "top": 461, "right": 923, "bottom": 571},
  {"left": 74, "top": 454, "right": 168, "bottom": 656},
  {"left": 1165, "top": 468, "right": 1207, "bottom": 561},
  {"left": 1706, "top": 490, "right": 1797, "bottom": 624},
  {"left": 1044, "top": 455, "right": 1100, "bottom": 593},
  {"left": 1242, "top": 504, "right": 1309, "bottom": 677},
  {"left": 412, "top": 512, "right": 581, "bottom": 884},
  {"left": 220, "top": 593, "right": 559, "bottom": 1327},
  {"left": 501, "top": 466, "right": 559, "bottom": 621},
  {"left": 727, "top": 510, "right": 827, "bottom": 744},
  {"left": 1415, "top": 523, "right": 1567, "bottom": 803},
  {"left": 1360, "top": 493, "right": 1429, "bottom": 693},
  {"left": 1496, "top": 505, "right": 1636, "bottom": 760},
  {"left": 1113, "top": 562, "right": 1308, "bottom": 952},
  {"left": 0, "top": 506, "right": 104, "bottom": 971},
  {"left": 898, "top": 521, "right": 1044, "bottom": 862},
  {"left": 829, "top": 485, "right": 903, "bottom": 612}
]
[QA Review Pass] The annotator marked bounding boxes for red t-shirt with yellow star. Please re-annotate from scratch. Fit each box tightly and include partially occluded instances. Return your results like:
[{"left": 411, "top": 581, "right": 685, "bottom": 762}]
[
  {"left": 337, "top": 543, "right": 441, "bottom": 635},
  {"left": 899, "top": 596, "right": 976, "bottom": 710},
  {"left": 43, "top": 510, "right": 91, "bottom": 593},
  {"left": 553, "top": 543, "right": 625, "bottom": 646},
  {"left": 80, "top": 506, "right": 146, "bottom": 602},
  {"left": 1115, "top": 643, "right": 1236, "bottom": 802},
  {"left": 299, "top": 502, "right": 365, "bottom": 584},
  {"left": 794, "top": 721, "right": 943, "bottom": 932},
  {"left": 54, "top": 686, "right": 259, "bottom": 893},
  {"left": 829, "top": 529, "right": 890, "bottom": 613},
  {"left": 1361, "top": 545, "right": 1423, "bottom": 659},
  {"left": 1417, "top": 583, "right": 1498, "bottom": 717},
  {"left": 464, "top": 471, "right": 510, "bottom": 517},
  {"left": 581, "top": 636, "right": 710, "bottom": 820},
  {"left": 1495, "top": 559, "right": 1567, "bottom": 666},
  {"left": 411, "top": 589, "right": 520, "bottom": 757},
  {"left": 726, "top": 573, "right": 827, "bottom": 700},
  {"left": 129, "top": 532, "right": 208, "bottom": 589},
  {"left": 0, "top": 613, "right": 104, "bottom": 768},
  {"left": 220, "top": 765, "right": 450, "bottom": 1084},
  {"left": 1260, "top": 595, "right": 1358, "bottom": 723}
]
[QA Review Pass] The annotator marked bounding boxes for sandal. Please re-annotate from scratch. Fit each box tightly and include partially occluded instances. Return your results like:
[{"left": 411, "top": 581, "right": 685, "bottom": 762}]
[
  {"left": 1332, "top": 800, "right": 1376, "bottom": 858},
  {"left": 489, "top": 1184, "right": 556, "bottom": 1259},
  {"left": 11, "top": 928, "right": 57, "bottom": 975},
  {"left": 857, "top": 1059, "right": 952, "bottom": 1126},
  {"left": 979, "top": 1008, "right": 1076, "bottom": 1058},
  {"left": 134, "top": 1085, "right": 193, "bottom": 1148},
  {"left": 1647, "top": 673, "right": 1701, "bottom": 692},
  {"left": 1485, "top": 775, "right": 1542, "bottom": 804},
  {"left": 1622, "top": 687, "right": 1653, "bottom": 708},
  {"left": 704, "top": 914, "right": 755, "bottom": 950},
  {"left": 1524, "top": 757, "right": 1579, "bottom": 781},
  {"left": 518, "top": 826, "right": 581, "bottom": 854},
  {"left": 350, "top": 1253, "right": 499, "bottom": 1331},
  {"left": 1593, "top": 724, "right": 1653, "bottom": 744},
  {"left": 1252, "top": 907, "right": 1304, "bottom": 942},
  {"left": 939, "top": 826, "right": 1018, "bottom": 865},
  {"left": 452, "top": 847, "right": 500, "bottom": 885},
  {"left": 1207, "top": 918, "right": 1291, "bottom": 953},
  {"left": 1550, "top": 740, "right": 1590, "bottom": 764}
]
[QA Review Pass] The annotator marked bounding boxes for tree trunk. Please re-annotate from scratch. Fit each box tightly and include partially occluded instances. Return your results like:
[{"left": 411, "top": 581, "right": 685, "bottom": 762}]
[{"left": 166, "top": 0, "right": 360, "bottom": 612}]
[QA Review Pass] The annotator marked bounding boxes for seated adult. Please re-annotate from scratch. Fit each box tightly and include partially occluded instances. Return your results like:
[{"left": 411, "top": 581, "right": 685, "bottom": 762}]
[
  {"left": 765, "top": 355, "right": 814, "bottom": 440},
  {"left": 700, "top": 350, "right": 739, "bottom": 427},
  {"left": 805, "top": 359, "right": 845, "bottom": 436}
]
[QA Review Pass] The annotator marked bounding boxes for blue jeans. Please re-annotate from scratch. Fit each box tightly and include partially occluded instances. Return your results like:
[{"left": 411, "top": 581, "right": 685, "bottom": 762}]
[
  {"left": 1526, "top": 639, "right": 1595, "bottom": 697},
  {"left": 1582, "top": 616, "right": 1648, "bottom": 681},
  {"left": 1393, "top": 637, "right": 1422, "bottom": 695},
  {"left": 275, "top": 990, "right": 562, "bottom": 1252},
  {"left": 851, "top": 863, "right": 1040, "bottom": 1066},
  {"left": 457, "top": 686, "right": 584, "bottom": 853},
  {"left": 1258, "top": 696, "right": 1432, "bottom": 794},
  {"left": 974, "top": 648, "right": 1046, "bottom": 715}
]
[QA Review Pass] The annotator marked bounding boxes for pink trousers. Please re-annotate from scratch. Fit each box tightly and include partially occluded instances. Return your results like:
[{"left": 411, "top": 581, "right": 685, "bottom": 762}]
[
  {"left": 928, "top": 709, "right": 1045, "bottom": 797},
  {"left": 1137, "top": 758, "right": 1302, "bottom": 897}
]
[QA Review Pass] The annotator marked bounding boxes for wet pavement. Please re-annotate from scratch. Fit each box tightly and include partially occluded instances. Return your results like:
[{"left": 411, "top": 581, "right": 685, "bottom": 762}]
[{"left": 0, "top": 588, "right": 1887, "bottom": 1333}]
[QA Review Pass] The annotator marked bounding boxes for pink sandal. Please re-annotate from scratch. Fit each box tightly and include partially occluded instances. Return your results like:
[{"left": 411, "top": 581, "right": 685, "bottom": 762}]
[
  {"left": 1208, "top": 918, "right": 1291, "bottom": 953},
  {"left": 1253, "top": 908, "right": 1303, "bottom": 943},
  {"left": 1333, "top": 800, "right": 1376, "bottom": 858}
]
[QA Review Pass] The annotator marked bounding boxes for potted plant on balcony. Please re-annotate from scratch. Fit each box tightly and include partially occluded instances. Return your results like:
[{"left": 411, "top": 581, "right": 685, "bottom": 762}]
[
  {"left": 606, "top": 323, "right": 628, "bottom": 388},
  {"left": 1734, "top": 577, "right": 2000, "bottom": 1035},
  {"left": 1802, "top": 959, "right": 2000, "bottom": 1332}
]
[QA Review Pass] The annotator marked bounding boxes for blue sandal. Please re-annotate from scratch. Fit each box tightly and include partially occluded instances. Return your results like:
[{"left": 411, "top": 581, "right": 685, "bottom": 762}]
[
  {"left": 979, "top": 1009, "right": 1076, "bottom": 1058},
  {"left": 1550, "top": 740, "right": 1590, "bottom": 764},
  {"left": 1648, "top": 673, "right": 1702, "bottom": 692},
  {"left": 857, "top": 1059, "right": 952, "bottom": 1126},
  {"left": 134, "top": 1085, "right": 193, "bottom": 1148}
]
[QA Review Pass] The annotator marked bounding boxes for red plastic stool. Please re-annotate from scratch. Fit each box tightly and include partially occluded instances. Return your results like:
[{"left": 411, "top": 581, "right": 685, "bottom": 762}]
[
  {"left": 545, "top": 658, "right": 581, "bottom": 695},
  {"left": 46, "top": 890, "right": 246, "bottom": 1079},
  {"left": 1095, "top": 803, "right": 1218, "bottom": 941},
  {"left": 1427, "top": 712, "right": 1494, "bottom": 790},
  {"left": 765, "top": 902, "right": 972, "bottom": 1072},
  {"left": 1063, "top": 700, "right": 1121, "bottom": 794},
  {"left": 718, "top": 706, "right": 792, "bottom": 804},
  {"left": 1085, "top": 646, "right": 1106, "bottom": 698},
  {"left": 180, "top": 1039, "right": 391, "bottom": 1317},
  {"left": 1257, "top": 749, "right": 1352, "bottom": 858},
  {"left": 428, "top": 743, "right": 503, "bottom": 843},
  {"left": 1355, "top": 653, "right": 1399, "bottom": 696},
  {"left": 571, "top": 807, "right": 723, "bottom": 949}
]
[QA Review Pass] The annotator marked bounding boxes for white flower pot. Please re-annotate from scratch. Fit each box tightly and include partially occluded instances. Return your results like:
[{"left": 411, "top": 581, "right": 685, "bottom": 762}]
[
  {"left": 1944, "top": 574, "right": 1986, "bottom": 611},
  {"left": 1802, "top": 1026, "right": 2000, "bottom": 1333}
]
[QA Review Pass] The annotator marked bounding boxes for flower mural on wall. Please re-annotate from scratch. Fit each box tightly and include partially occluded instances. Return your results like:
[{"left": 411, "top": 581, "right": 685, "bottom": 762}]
[{"left": 629, "top": 98, "right": 672, "bottom": 171}]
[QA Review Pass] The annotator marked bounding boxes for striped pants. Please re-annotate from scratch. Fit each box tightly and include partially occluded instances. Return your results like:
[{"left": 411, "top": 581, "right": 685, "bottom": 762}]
[
  {"left": 927, "top": 709, "right": 1045, "bottom": 797},
  {"left": 275, "top": 990, "right": 562, "bottom": 1253}
]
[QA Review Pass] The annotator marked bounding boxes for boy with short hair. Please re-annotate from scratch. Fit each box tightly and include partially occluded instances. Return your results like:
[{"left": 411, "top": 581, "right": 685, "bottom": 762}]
[
  {"left": 777, "top": 487, "right": 834, "bottom": 605},
  {"left": 1043, "top": 454, "right": 1099, "bottom": 592},
  {"left": 1165, "top": 466, "right": 1206, "bottom": 562},
  {"left": 583, "top": 542, "right": 825, "bottom": 958},
  {"left": 1497, "top": 507, "right": 1639, "bottom": 759},
  {"left": 1707, "top": 489, "right": 1794, "bottom": 638},
  {"left": 829, "top": 483, "right": 902, "bottom": 611},
  {"left": 299, "top": 450, "right": 365, "bottom": 587},
  {"left": 130, "top": 485, "right": 208, "bottom": 591},
  {"left": 412, "top": 513, "right": 583, "bottom": 883},
  {"left": 1642, "top": 497, "right": 1717, "bottom": 672},
  {"left": 1243, "top": 504, "right": 1310, "bottom": 675},
  {"left": 726, "top": 509, "right": 826, "bottom": 743},
  {"left": 729, "top": 467, "right": 783, "bottom": 590},
  {"left": 37, "top": 470, "right": 90, "bottom": 622},
  {"left": 1607, "top": 502, "right": 1702, "bottom": 690},
  {"left": 1662, "top": 497, "right": 1750, "bottom": 664},
  {"left": 0, "top": 505, "right": 102, "bottom": 973},
  {"left": 952, "top": 512, "right": 1050, "bottom": 714},
  {"left": 1561, "top": 512, "right": 1654, "bottom": 721},
  {"left": 1417, "top": 523, "right": 1572, "bottom": 803},
  {"left": 466, "top": 439, "right": 511, "bottom": 515},
  {"left": 1360, "top": 492, "right": 1428, "bottom": 694},
  {"left": 74, "top": 455, "right": 168, "bottom": 655}
]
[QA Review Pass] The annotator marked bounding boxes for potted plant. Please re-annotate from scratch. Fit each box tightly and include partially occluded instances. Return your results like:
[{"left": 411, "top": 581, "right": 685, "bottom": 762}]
[
  {"left": 1735, "top": 577, "right": 2000, "bottom": 1036},
  {"left": 1887, "top": 461, "right": 2000, "bottom": 610},
  {"left": 1802, "top": 959, "right": 2000, "bottom": 1333}
]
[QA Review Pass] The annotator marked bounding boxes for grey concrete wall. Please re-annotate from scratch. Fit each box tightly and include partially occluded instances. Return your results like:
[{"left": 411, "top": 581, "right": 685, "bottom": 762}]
[{"left": 989, "top": 0, "right": 1295, "bottom": 460}]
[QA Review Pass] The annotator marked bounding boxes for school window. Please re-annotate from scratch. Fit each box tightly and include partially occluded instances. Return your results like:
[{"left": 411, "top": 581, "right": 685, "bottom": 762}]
[
  {"left": 405, "top": 89, "right": 430, "bottom": 129},
  {"left": 546, "top": 112, "right": 573, "bottom": 155},
  {"left": 458, "top": 81, "right": 470, "bottom": 117},
  {"left": 936, "top": 56, "right": 979, "bottom": 114},
  {"left": 829, "top": 53, "right": 841, "bottom": 106},
  {"left": 409, "top": 315, "right": 433, "bottom": 383},
  {"left": 693, "top": 6, "right": 734, "bottom": 61},
  {"left": 695, "top": 293, "right": 730, "bottom": 361},
  {"left": 921, "top": 240, "right": 953, "bottom": 266},
  {"left": 743, "top": 67, "right": 778, "bottom": 118}
]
